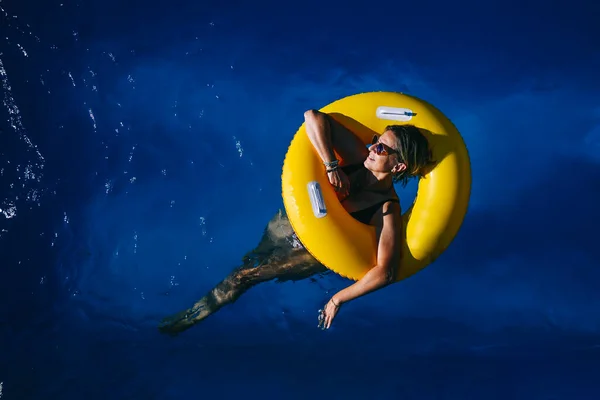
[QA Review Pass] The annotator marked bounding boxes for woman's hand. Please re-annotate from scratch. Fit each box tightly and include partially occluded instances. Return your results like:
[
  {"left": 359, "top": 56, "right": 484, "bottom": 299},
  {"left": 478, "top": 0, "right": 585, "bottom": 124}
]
[
  {"left": 318, "top": 297, "right": 342, "bottom": 330},
  {"left": 327, "top": 168, "right": 350, "bottom": 199}
]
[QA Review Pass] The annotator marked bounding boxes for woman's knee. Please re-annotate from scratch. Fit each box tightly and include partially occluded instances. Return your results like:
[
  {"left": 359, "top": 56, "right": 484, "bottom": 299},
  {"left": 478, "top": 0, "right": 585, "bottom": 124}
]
[{"left": 266, "top": 209, "right": 295, "bottom": 243}]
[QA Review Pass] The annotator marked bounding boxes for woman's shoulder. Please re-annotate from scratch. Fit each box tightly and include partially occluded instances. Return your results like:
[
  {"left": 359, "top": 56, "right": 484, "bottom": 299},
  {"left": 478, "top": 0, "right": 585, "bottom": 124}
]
[
  {"left": 375, "top": 197, "right": 402, "bottom": 226},
  {"left": 381, "top": 197, "right": 401, "bottom": 214}
]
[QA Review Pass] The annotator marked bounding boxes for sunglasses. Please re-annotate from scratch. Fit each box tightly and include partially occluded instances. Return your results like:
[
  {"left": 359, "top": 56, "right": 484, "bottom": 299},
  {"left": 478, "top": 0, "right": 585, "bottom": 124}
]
[{"left": 371, "top": 134, "right": 398, "bottom": 156}]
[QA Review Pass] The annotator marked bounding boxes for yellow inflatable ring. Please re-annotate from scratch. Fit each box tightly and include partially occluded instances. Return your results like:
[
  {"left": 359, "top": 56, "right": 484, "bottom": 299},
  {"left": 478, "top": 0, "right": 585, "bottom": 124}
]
[{"left": 281, "top": 92, "right": 471, "bottom": 282}]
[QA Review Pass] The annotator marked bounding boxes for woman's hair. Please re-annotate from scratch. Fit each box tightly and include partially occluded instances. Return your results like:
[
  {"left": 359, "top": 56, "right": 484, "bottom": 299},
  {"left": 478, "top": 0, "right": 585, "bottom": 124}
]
[{"left": 386, "top": 124, "right": 434, "bottom": 187}]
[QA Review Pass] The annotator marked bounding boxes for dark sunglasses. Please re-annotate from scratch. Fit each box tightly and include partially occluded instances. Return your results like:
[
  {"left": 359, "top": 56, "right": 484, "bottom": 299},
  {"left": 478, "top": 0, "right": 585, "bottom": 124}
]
[{"left": 371, "top": 134, "right": 398, "bottom": 156}]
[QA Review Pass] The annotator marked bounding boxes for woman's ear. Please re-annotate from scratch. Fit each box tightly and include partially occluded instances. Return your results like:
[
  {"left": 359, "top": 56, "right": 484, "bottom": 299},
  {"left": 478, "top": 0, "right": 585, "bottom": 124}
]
[{"left": 392, "top": 162, "right": 407, "bottom": 174}]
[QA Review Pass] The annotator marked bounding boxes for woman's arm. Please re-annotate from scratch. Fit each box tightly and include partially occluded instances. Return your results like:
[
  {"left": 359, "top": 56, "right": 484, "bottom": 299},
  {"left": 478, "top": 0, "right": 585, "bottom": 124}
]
[
  {"left": 304, "top": 109, "right": 368, "bottom": 166},
  {"left": 319, "top": 200, "right": 402, "bottom": 329},
  {"left": 332, "top": 201, "right": 401, "bottom": 305}
]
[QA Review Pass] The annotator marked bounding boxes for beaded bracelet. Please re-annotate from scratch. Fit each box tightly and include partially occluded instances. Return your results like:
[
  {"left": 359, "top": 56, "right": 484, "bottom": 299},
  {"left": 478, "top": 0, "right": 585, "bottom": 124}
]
[
  {"left": 324, "top": 159, "right": 339, "bottom": 173},
  {"left": 324, "top": 159, "right": 339, "bottom": 168}
]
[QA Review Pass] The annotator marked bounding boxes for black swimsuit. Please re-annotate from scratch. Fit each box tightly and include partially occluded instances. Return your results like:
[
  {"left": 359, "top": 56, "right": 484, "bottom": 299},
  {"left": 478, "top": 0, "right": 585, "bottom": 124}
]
[{"left": 340, "top": 164, "right": 400, "bottom": 225}]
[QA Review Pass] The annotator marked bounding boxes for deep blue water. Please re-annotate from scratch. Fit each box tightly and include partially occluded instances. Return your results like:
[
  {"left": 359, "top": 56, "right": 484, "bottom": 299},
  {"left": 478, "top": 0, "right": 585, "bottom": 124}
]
[{"left": 1, "top": 0, "right": 600, "bottom": 398}]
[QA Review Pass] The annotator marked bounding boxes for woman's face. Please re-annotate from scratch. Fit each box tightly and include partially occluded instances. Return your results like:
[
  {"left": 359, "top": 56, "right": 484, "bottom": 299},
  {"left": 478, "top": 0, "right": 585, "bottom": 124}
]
[{"left": 364, "top": 130, "right": 405, "bottom": 175}]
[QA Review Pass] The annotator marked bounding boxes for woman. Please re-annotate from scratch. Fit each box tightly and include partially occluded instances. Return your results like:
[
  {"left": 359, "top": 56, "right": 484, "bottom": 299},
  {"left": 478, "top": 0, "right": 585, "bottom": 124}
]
[{"left": 158, "top": 109, "right": 433, "bottom": 335}]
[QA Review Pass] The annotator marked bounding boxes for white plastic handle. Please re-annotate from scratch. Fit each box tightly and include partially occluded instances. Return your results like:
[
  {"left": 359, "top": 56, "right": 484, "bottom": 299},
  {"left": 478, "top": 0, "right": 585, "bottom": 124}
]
[
  {"left": 376, "top": 106, "right": 415, "bottom": 121},
  {"left": 307, "top": 181, "right": 327, "bottom": 218}
]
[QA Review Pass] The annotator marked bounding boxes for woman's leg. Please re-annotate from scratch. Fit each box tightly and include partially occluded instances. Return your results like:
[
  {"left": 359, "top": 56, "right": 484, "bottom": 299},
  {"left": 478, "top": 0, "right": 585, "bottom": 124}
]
[{"left": 158, "top": 210, "right": 328, "bottom": 335}]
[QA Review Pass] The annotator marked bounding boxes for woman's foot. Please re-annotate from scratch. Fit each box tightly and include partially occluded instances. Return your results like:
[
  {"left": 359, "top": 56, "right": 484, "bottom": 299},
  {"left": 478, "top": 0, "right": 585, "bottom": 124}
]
[{"left": 158, "top": 297, "right": 213, "bottom": 336}]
